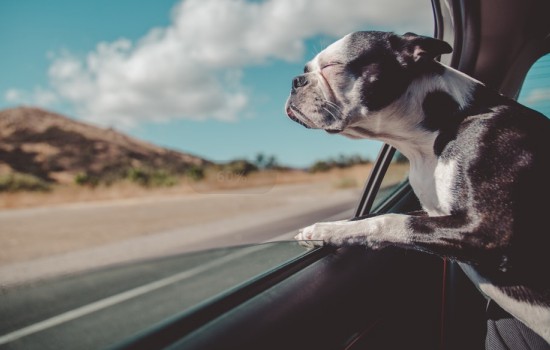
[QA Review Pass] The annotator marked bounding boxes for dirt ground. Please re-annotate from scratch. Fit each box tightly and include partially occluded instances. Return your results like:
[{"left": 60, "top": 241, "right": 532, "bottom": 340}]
[{"left": 1, "top": 165, "right": 392, "bottom": 265}]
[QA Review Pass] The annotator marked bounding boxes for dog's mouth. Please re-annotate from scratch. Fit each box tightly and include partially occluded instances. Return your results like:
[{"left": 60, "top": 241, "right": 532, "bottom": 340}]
[
  {"left": 286, "top": 104, "right": 315, "bottom": 129},
  {"left": 286, "top": 104, "right": 345, "bottom": 134}
]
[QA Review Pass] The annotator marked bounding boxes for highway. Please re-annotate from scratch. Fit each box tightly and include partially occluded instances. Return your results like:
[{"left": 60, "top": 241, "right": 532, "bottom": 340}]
[{"left": 0, "top": 184, "right": 357, "bottom": 349}]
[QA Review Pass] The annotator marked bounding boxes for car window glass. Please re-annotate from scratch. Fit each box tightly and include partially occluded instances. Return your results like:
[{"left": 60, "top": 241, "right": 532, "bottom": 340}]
[
  {"left": 0, "top": 242, "right": 309, "bottom": 349},
  {"left": 517, "top": 54, "right": 550, "bottom": 119},
  {"left": 370, "top": 150, "right": 410, "bottom": 211}
]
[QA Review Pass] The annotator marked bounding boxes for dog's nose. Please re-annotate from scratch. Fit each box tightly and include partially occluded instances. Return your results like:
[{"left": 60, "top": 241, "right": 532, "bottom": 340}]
[{"left": 292, "top": 75, "right": 309, "bottom": 91}]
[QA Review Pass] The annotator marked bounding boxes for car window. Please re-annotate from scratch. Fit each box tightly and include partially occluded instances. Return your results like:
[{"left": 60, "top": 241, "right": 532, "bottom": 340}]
[
  {"left": 0, "top": 0, "right": 434, "bottom": 348},
  {"left": 0, "top": 242, "right": 312, "bottom": 349},
  {"left": 370, "top": 150, "right": 410, "bottom": 212},
  {"left": 517, "top": 54, "right": 550, "bottom": 119}
]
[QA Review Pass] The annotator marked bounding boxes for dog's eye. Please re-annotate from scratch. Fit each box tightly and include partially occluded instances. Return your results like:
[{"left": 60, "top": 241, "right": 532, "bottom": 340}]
[{"left": 321, "top": 62, "right": 341, "bottom": 71}]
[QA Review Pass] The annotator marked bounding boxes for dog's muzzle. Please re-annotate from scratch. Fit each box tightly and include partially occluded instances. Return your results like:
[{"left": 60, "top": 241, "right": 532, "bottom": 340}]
[{"left": 286, "top": 104, "right": 311, "bottom": 129}]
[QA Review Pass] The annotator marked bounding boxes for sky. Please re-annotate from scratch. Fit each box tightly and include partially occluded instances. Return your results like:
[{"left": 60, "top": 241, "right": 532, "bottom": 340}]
[{"left": 1, "top": 0, "right": 548, "bottom": 167}]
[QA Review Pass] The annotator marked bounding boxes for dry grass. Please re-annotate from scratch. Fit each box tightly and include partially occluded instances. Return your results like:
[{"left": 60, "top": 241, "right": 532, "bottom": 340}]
[{"left": 0, "top": 164, "right": 377, "bottom": 209}]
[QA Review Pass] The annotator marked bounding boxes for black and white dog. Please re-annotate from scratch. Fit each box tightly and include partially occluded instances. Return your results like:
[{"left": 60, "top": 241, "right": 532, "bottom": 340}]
[{"left": 285, "top": 31, "right": 550, "bottom": 342}]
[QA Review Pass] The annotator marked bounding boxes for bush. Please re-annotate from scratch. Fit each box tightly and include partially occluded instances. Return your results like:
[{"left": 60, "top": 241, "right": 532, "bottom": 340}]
[
  {"left": 254, "top": 153, "right": 279, "bottom": 170},
  {"left": 126, "top": 167, "right": 178, "bottom": 187},
  {"left": 309, "top": 154, "right": 372, "bottom": 173},
  {"left": 309, "top": 161, "right": 331, "bottom": 173},
  {"left": 149, "top": 170, "right": 178, "bottom": 187},
  {"left": 74, "top": 172, "right": 99, "bottom": 187},
  {"left": 186, "top": 165, "right": 205, "bottom": 181},
  {"left": 0, "top": 173, "right": 51, "bottom": 192},
  {"left": 127, "top": 168, "right": 149, "bottom": 186},
  {"left": 222, "top": 160, "right": 258, "bottom": 176}
]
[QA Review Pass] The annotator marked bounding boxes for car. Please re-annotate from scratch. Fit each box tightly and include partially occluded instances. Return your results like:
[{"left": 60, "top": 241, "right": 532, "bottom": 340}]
[
  {"left": 108, "top": 0, "right": 549, "bottom": 349},
  {"left": 1, "top": 0, "right": 547, "bottom": 349}
]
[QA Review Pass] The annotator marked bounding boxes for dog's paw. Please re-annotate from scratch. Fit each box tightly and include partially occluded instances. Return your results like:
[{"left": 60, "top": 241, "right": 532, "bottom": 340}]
[
  {"left": 294, "top": 220, "right": 350, "bottom": 247},
  {"left": 293, "top": 217, "right": 399, "bottom": 250},
  {"left": 294, "top": 225, "right": 325, "bottom": 249}
]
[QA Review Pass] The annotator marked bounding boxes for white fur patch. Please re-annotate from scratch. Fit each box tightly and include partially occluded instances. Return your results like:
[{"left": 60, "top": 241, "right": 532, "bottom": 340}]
[
  {"left": 460, "top": 263, "right": 550, "bottom": 343},
  {"left": 441, "top": 67, "right": 483, "bottom": 108},
  {"left": 434, "top": 159, "right": 457, "bottom": 214},
  {"left": 407, "top": 156, "right": 457, "bottom": 216},
  {"left": 408, "top": 156, "right": 437, "bottom": 214}
]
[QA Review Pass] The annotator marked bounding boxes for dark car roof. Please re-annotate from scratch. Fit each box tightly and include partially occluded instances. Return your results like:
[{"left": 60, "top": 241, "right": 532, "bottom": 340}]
[{"left": 434, "top": 0, "right": 550, "bottom": 98}]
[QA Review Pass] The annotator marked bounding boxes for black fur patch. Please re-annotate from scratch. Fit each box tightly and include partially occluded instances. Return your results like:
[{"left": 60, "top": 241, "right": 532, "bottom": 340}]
[
  {"left": 421, "top": 91, "right": 461, "bottom": 131},
  {"left": 343, "top": 32, "right": 450, "bottom": 112},
  {"left": 421, "top": 91, "right": 462, "bottom": 156},
  {"left": 344, "top": 33, "right": 411, "bottom": 111},
  {"left": 423, "top": 86, "right": 513, "bottom": 156},
  {"left": 472, "top": 105, "right": 550, "bottom": 305},
  {"left": 413, "top": 85, "right": 550, "bottom": 306}
]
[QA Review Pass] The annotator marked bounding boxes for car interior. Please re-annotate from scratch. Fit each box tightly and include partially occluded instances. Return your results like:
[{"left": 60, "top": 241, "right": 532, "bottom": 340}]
[{"left": 111, "top": 0, "right": 550, "bottom": 349}]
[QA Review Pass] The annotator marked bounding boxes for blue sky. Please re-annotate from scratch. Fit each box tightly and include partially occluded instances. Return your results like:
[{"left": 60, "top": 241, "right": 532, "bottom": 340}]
[{"left": 1, "top": 0, "right": 547, "bottom": 167}]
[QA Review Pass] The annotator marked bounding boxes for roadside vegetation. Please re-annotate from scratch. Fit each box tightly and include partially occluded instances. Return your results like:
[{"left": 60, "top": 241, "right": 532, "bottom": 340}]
[
  {"left": 67, "top": 153, "right": 282, "bottom": 190},
  {"left": 1, "top": 153, "right": 377, "bottom": 194},
  {"left": 0, "top": 173, "right": 51, "bottom": 192},
  {"left": 0, "top": 153, "right": 380, "bottom": 211},
  {"left": 309, "top": 154, "right": 372, "bottom": 173}
]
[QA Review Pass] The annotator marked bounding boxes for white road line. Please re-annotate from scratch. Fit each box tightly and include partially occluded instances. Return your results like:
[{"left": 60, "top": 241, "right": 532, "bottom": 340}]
[
  {"left": 0, "top": 207, "right": 353, "bottom": 345},
  {"left": 0, "top": 244, "right": 269, "bottom": 345}
]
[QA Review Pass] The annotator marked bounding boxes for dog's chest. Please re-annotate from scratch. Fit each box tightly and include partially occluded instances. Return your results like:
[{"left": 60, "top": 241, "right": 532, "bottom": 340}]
[{"left": 409, "top": 157, "right": 457, "bottom": 216}]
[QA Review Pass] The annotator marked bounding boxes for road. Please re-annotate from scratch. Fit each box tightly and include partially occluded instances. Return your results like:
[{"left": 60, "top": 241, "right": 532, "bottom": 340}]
[{"left": 0, "top": 182, "right": 358, "bottom": 349}]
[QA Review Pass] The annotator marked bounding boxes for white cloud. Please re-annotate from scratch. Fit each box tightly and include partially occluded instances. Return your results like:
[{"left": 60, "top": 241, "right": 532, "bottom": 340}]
[
  {"left": 5, "top": 88, "right": 24, "bottom": 103},
  {"left": 4, "top": 87, "right": 58, "bottom": 106},
  {"left": 522, "top": 88, "right": 550, "bottom": 105},
  {"left": 6, "top": 0, "right": 433, "bottom": 127}
]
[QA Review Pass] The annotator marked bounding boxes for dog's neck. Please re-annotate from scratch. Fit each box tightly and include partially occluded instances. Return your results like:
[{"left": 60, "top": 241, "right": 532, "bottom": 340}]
[
  {"left": 344, "top": 64, "right": 482, "bottom": 215},
  {"left": 346, "top": 63, "right": 481, "bottom": 164}
]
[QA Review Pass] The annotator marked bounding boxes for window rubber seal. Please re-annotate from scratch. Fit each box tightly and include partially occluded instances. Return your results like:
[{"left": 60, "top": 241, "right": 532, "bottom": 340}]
[{"left": 354, "top": 144, "right": 396, "bottom": 218}]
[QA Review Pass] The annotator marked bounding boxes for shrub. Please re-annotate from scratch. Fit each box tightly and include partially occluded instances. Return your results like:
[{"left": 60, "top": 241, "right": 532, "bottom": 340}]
[
  {"left": 254, "top": 153, "right": 279, "bottom": 169},
  {"left": 222, "top": 160, "right": 258, "bottom": 176},
  {"left": 309, "top": 161, "right": 331, "bottom": 173},
  {"left": 186, "top": 165, "right": 205, "bottom": 181},
  {"left": 0, "top": 173, "right": 51, "bottom": 192},
  {"left": 127, "top": 167, "right": 149, "bottom": 186},
  {"left": 149, "top": 170, "right": 178, "bottom": 187},
  {"left": 309, "top": 154, "right": 372, "bottom": 173},
  {"left": 126, "top": 167, "right": 178, "bottom": 187},
  {"left": 74, "top": 172, "right": 99, "bottom": 187}
]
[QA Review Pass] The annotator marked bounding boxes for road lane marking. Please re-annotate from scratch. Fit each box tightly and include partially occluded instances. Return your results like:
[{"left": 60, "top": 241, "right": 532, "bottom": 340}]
[
  {"left": 0, "top": 244, "right": 269, "bottom": 345},
  {"left": 0, "top": 206, "right": 353, "bottom": 345}
]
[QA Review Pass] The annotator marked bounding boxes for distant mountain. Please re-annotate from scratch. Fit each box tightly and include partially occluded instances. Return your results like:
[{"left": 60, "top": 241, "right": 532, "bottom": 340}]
[{"left": 0, "top": 107, "right": 210, "bottom": 184}]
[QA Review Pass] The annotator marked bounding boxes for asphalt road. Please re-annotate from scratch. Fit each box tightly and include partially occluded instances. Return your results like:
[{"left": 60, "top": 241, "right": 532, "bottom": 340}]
[{"left": 0, "top": 203, "right": 355, "bottom": 349}]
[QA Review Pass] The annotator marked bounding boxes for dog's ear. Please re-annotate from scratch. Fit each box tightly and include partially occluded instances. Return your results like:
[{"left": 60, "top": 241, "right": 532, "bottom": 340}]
[{"left": 389, "top": 32, "right": 452, "bottom": 66}]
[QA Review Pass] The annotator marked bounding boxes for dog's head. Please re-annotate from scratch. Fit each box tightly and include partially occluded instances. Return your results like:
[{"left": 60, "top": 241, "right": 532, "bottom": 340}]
[{"left": 285, "top": 31, "right": 452, "bottom": 137}]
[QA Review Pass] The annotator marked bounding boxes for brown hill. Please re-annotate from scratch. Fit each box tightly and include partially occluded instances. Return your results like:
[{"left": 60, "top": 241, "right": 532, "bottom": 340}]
[{"left": 0, "top": 107, "right": 209, "bottom": 184}]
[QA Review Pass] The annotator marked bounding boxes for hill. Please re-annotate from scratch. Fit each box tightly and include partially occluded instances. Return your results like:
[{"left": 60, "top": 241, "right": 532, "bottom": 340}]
[{"left": 0, "top": 107, "right": 209, "bottom": 185}]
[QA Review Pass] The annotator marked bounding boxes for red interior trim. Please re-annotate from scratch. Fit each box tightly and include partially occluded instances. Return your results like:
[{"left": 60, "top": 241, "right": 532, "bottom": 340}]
[{"left": 440, "top": 258, "right": 448, "bottom": 349}]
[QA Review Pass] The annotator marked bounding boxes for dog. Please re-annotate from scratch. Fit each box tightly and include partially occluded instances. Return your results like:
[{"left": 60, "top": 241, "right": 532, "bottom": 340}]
[{"left": 285, "top": 31, "right": 550, "bottom": 343}]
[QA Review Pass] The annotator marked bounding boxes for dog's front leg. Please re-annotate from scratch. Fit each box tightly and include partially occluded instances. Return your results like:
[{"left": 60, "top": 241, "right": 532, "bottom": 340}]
[
  {"left": 296, "top": 213, "right": 502, "bottom": 267},
  {"left": 296, "top": 214, "right": 414, "bottom": 249}
]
